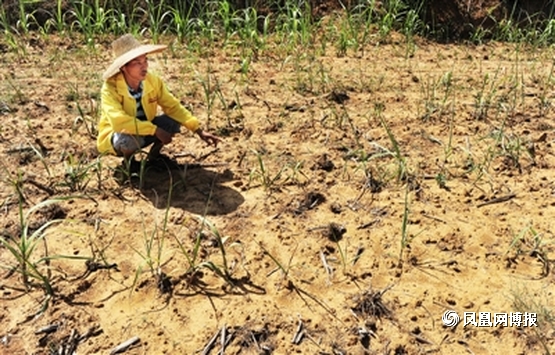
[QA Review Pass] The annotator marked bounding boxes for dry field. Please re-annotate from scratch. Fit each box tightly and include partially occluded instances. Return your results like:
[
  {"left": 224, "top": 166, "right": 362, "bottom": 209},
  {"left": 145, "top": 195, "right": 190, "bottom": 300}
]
[{"left": 1, "top": 32, "right": 555, "bottom": 355}]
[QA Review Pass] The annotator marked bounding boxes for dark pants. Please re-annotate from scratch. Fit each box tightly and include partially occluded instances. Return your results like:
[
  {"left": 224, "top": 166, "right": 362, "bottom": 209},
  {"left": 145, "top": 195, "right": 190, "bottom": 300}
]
[{"left": 111, "top": 115, "right": 181, "bottom": 156}]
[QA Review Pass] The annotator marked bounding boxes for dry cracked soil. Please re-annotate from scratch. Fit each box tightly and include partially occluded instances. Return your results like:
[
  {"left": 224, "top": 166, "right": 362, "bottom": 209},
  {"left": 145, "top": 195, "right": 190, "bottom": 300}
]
[{"left": 1, "top": 31, "right": 555, "bottom": 355}]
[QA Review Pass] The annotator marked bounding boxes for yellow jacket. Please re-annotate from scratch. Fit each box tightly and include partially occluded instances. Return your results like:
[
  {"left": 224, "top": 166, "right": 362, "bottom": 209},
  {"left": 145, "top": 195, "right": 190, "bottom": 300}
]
[{"left": 97, "top": 72, "right": 200, "bottom": 154}]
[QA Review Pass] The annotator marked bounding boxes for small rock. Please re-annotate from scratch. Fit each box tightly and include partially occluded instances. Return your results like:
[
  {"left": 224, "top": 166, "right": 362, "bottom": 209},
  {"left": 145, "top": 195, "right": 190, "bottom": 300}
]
[
  {"left": 0, "top": 100, "right": 10, "bottom": 114},
  {"left": 330, "top": 202, "right": 342, "bottom": 214},
  {"left": 326, "top": 90, "right": 350, "bottom": 104},
  {"left": 312, "top": 153, "right": 335, "bottom": 172},
  {"left": 323, "top": 223, "right": 346, "bottom": 242}
]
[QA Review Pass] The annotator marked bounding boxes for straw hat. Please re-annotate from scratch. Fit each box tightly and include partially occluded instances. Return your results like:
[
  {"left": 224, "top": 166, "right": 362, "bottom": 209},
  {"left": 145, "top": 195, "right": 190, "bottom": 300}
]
[{"left": 103, "top": 34, "right": 167, "bottom": 80}]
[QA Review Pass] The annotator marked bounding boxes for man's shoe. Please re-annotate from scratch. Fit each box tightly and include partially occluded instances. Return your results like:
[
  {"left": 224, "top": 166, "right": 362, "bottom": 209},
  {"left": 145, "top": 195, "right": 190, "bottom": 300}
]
[
  {"left": 113, "top": 159, "right": 142, "bottom": 183},
  {"left": 124, "top": 158, "right": 142, "bottom": 174},
  {"left": 147, "top": 153, "right": 181, "bottom": 170}
]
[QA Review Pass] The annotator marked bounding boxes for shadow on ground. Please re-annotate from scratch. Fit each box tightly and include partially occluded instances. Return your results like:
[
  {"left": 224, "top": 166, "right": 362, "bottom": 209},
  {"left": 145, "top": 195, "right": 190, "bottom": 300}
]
[{"left": 132, "top": 163, "right": 244, "bottom": 215}]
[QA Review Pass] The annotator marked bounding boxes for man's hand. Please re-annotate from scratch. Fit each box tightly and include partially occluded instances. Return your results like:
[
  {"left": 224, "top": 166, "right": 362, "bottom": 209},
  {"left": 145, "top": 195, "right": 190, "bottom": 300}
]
[
  {"left": 196, "top": 130, "right": 221, "bottom": 147},
  {"left": 155, "top": 127, "right": 173, "bottom": 144}
]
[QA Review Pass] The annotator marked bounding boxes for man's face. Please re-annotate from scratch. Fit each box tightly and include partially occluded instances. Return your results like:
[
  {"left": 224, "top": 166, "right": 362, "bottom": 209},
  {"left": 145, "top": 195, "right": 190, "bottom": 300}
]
[{"left": 121, "top": 54, "right": 148, "bottom": 82}]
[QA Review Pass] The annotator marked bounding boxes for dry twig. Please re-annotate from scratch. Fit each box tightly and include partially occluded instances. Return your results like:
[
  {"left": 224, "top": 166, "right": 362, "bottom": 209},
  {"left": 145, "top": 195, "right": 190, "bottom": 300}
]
[{"left": 110, "top": 336, "right": 140, "bottom": 354}]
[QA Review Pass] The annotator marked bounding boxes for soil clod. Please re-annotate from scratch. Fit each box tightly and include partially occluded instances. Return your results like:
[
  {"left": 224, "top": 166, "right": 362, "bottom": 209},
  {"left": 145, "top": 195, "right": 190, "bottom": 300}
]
[
  {"left": 326, "top": 222, "right": 347, "bottom": 242},
  {"left": 309, "top": 223, "right": 347, "bottom": 242},
  {"left": 325, "top": 223, "right": 347, "bottom": 242},
  {"left": 303, "top": 191, "right": 326, "bottom": 210},
  {"left": 365, "top": 174, "right": 384, "bottom": 193},
  {"left": 326, "top": 90, "right": 350, "bottom": 104},
  {"left": 157, "top": 272, "right": 173, "bottom": 294},
  {"left": 330, "top": 202, "right": 342, "bottom": 214},
  {"left": 358, "top": 326, "right": 372, "bottom": 349},
  {"left": 313, "top": 153, "right": 335, "bottom": 172}
]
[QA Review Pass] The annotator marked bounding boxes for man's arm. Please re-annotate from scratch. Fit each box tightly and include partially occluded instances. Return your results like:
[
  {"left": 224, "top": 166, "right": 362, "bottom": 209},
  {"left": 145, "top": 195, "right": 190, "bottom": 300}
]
[
  {"left": 155, "top": 79, "right": 200, "bottom": 133},
  {"left": 194, "top": 128, "right": 221, "bottom": 147}
]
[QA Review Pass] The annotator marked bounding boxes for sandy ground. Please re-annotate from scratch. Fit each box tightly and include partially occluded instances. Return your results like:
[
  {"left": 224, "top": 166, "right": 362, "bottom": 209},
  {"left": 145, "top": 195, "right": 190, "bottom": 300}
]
[{"left": 1, "top": 33, "right": 555, "bottom": 355}]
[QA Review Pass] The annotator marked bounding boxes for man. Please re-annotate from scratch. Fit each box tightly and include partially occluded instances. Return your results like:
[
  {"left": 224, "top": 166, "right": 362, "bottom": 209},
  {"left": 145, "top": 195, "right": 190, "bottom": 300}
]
[{"left": 97, "top": 34, "right": 220, "bottom": 171}]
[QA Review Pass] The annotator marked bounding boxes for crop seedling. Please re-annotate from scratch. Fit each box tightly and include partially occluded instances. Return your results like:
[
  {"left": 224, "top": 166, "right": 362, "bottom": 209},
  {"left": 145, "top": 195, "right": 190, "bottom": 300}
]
[
  {"left": 511, "top": 286, "right": 555, "bottom": 354},
  {"left": 237, "top": 7, "right": 268, "bottom": 52},
  {"left": 327, "top": 225, "right": 352, "bottom": 277},
  {"left": 535, "top": 60, "right": 555, "bottom": 117},
  {"left": 473, "top": 69, "right": 503, "bottom": 120},
  {"left": 130, "top": 185, "right": 174, "bottom": 295},
  {"left": 0, "top": 3, "right": 9, "bottom": 34},
  {"left": 6, "top": 77, "right": 28, "bottom": 105},
  {"left": 0, "top": 163, "right": 26, "bottom": 206},
  {"left": 142, "top": 0, "right": 172, "bottom": 43},
  {"left": 174, "top": 216, "right": 239, "bottom": 288},
  {"left": 16, "top": 0, "right": 38, "bottom": 35},
  {"left": 171, "top": 172, "right": 239, "bottom": 288},
  {"left": 336, "top": 9, "right": 359, "bottom": 56},
  {"left": 378, "top": 0, "right": 407, "bottom": 40},
  {"left": 58, "top": 153, "right": 97, "bottom": 192},
  {"left": 398, "top": 185, "right": 410, "bottom": 263},
  {"left": 130, "top": 216, "right": 169, "bottom": 294},
  {"left": 169, "top": 1, "right": 196, "bottom": 43},
  {"left": 375, "top": 104, "right": 407, "bottom": 182},
  {"left": 216, "top": 0, "right": 234, "bottom": 45},
  {"left": 198, "top": 216, "right": 239, "bottom": 284},
  {"left": 195, "top": 64, "right": 218, "bottom": 128},
  {"left": 173, "top": 218, "right": 204, "bottom": 283},
  {"left": 43, "top": 0, "right": 67, "bottom": 34},
  {"left": 401, "top": 7, "right": 423, "bottom": 58},
  {"left": 191, "top": 2, "right": 218, "bottom": 48},
  {"left": 89, "top": 0, "right": 116, "bottom": 41},
  {"left": 248, "top": 149, "right": 294, "bottom": 192},
  {"left": 0, "top": 7, "right": 27, "bottom": 55},
  {"left": 10, "top": 138, "right": 53, "bottom": 181},
  {"left": 0, "top": 197, "right": 88, "bottom": 313},
  {"left": 68, "top": 0, "right": 96, "bottom": 46},
  {"left": 506, "top": 225, "right": 553, "bottom": 277},
  {"left": 71, "top": 94, "right": 99, "bottom": 140},
  {"left": 276, "top": 1, "right": 314, "bottom": 50},
  {"left": 255, "top": 239, "right": 299, "bottom": 289}
]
